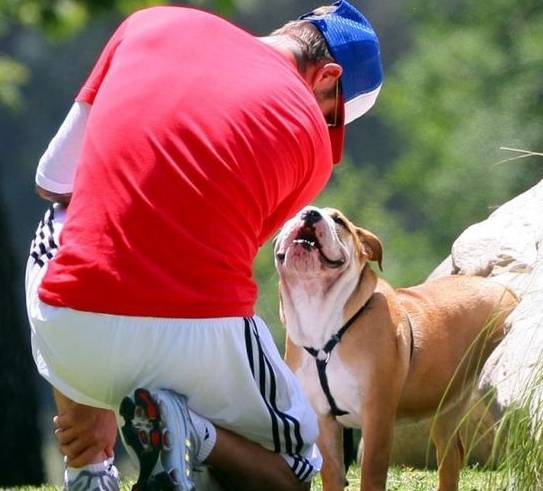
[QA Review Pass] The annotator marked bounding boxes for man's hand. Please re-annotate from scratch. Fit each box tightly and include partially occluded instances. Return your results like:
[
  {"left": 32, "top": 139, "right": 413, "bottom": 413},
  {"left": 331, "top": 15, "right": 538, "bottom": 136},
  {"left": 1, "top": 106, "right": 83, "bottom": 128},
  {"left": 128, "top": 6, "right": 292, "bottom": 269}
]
[{"left": 53, "top": 404, "right": 118, "bottom": 467}]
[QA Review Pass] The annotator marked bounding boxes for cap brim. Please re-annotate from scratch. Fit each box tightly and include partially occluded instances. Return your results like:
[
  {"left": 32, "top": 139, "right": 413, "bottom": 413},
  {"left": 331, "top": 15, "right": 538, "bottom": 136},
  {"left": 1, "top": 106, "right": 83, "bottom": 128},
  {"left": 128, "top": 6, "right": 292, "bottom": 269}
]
[{"left": 344, "top": 85, "right": 381, "bottom": 124}]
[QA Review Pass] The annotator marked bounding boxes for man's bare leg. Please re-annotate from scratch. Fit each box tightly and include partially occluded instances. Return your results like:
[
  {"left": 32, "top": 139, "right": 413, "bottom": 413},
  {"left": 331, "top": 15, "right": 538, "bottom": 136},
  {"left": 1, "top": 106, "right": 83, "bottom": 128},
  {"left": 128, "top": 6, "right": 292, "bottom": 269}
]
[{"left": 205, "top": 426, "right": 312, "bottom": 491}]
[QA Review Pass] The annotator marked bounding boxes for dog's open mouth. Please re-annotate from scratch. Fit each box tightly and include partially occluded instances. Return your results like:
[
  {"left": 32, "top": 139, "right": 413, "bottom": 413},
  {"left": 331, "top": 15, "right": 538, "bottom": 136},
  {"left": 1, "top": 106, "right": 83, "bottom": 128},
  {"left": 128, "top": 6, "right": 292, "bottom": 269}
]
[{"left": 277, "top": 225, "right": 345, "bottom": 269}]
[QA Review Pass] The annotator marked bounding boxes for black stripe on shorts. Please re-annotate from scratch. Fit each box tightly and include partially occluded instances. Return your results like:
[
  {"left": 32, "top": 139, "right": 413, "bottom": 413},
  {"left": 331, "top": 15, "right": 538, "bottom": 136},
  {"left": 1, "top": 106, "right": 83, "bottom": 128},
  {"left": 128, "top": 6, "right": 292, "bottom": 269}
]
[{"left": 243, "top": 317, "right": 314, "bottom": 480}]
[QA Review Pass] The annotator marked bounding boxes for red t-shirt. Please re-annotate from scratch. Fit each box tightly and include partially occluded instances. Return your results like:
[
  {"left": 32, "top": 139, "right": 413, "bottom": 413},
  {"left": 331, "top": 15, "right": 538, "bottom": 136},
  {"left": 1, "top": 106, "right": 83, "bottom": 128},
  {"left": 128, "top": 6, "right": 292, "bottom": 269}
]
[{"left": 38, "top": 6, "right": 334, "bottom": 317}]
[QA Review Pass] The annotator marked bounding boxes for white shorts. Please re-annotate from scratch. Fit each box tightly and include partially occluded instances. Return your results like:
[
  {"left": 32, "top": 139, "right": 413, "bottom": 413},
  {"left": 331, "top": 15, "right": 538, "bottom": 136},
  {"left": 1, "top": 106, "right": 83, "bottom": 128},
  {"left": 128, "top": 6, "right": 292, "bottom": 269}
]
[{"left": 26, "top": 205, "right": 321, "bottom": 481}]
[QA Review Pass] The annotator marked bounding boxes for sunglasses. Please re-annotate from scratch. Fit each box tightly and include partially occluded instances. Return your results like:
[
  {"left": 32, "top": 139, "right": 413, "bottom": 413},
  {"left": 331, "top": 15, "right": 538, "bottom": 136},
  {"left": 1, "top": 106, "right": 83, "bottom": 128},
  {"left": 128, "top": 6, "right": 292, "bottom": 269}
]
[{"left": 327, "top": 81, "right": 340, "bottom": 128}]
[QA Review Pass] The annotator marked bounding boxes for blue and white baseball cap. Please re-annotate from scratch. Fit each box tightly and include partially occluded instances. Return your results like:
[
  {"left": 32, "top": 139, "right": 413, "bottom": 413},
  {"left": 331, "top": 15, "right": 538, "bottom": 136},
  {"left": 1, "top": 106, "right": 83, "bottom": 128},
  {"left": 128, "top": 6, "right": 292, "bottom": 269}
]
[{"left": 299, "top": 0, "right": 383, "bottom": 125}]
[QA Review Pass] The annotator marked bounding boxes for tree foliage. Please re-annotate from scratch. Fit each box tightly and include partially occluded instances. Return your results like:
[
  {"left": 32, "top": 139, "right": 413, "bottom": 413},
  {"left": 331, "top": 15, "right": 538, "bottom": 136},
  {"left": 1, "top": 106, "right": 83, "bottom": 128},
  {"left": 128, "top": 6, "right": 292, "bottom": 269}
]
[
  {"left": 1, "top": 0, "right": 238, "bottom": 35},
  {"left": 376, "top": 0, "right": 543, "bottom": 271},
  {"left": 0, "top": 0, "right": 236, "bottom": 111}
]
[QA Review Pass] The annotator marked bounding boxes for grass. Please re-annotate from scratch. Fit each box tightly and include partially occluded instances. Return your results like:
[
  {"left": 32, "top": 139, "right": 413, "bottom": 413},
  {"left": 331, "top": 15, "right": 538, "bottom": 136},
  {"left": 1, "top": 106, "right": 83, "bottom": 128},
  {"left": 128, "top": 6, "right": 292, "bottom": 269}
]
[
  {"left": 490, "top": 374, "right": 543, "bottom": 491},
  {"left": 312, "top": 465, "right": 503, "bottom": 491},
  {"left": 0, "top": 466, "right": 504, "bottom": 491}
]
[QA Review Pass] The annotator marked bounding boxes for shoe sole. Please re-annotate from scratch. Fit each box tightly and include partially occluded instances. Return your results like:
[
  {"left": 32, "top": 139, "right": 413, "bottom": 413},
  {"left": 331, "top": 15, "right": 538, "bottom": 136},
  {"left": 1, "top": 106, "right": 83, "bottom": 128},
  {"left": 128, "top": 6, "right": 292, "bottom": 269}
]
[{"left": 120, "top": 388, "right": 178, "bottom": 491}]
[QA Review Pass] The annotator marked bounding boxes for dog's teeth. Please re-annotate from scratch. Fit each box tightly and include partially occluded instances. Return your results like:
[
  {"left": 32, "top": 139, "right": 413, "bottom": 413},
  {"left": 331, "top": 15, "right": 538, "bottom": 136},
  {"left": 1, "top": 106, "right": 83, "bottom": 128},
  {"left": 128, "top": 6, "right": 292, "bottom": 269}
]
[
  {"left": 293, "top": 239, "right": 315, "bottom": 246},
  {"left": 293, "top": 239, "right": 316, "bottom": 252}
]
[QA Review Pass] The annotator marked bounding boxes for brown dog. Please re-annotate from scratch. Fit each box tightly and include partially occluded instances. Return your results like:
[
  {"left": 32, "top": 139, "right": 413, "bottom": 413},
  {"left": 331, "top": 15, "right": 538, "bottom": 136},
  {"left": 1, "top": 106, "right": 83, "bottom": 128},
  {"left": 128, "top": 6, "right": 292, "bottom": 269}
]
[{"left": 274, "top": 206, "right": 518, "bottom": 491}]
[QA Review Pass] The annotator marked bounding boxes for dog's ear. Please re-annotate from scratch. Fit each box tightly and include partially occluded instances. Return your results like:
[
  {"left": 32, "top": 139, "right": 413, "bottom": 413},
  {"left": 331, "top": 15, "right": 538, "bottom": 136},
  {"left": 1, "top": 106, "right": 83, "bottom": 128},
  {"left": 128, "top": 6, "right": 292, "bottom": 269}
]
[{"left": 357, "top": 227, "right": 383, "bottom": 271}]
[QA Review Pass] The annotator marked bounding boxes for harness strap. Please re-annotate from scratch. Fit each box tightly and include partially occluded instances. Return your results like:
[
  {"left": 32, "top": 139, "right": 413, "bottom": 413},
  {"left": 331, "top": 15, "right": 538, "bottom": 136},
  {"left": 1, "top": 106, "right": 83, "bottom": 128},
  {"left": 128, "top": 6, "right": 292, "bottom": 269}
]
[
  {"left": 304, "top": 300, "right": 370, "bottom": 417},
  {"left": 316, "top": 358, "right": 348, "bottom": 416}
]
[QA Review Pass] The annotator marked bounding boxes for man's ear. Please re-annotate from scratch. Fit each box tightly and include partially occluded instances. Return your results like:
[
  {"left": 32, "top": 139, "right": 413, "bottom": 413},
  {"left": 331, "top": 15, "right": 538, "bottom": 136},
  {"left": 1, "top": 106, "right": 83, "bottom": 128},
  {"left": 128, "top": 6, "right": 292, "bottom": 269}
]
[{"left": 310, "top": 62, "right": 342, "bottom": 92}]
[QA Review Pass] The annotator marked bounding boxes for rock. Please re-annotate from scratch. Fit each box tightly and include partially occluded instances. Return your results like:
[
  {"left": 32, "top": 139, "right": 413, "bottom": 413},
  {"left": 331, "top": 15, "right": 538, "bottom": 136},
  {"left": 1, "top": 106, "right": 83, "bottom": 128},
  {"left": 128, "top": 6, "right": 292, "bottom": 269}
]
[{"left": 428, "top": 178, "right": 543, "bottom": 291}]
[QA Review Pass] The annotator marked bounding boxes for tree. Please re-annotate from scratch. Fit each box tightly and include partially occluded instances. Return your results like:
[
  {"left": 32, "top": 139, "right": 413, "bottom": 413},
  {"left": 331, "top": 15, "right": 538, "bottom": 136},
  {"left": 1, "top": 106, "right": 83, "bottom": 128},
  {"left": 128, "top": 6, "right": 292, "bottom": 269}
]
[{"left": 0, "top": 196, "right": 44, "bottom": 485}]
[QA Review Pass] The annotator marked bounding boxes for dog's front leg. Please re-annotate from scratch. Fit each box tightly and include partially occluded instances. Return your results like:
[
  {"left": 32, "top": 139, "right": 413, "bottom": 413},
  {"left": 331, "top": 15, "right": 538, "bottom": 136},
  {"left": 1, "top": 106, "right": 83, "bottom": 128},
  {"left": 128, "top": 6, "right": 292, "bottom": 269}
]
[
  {"left": 359, "top": 404, "right": 396, "bottom": 491},
  {"left": 317, "top": 414, "right": 347, "bottom": 491}
]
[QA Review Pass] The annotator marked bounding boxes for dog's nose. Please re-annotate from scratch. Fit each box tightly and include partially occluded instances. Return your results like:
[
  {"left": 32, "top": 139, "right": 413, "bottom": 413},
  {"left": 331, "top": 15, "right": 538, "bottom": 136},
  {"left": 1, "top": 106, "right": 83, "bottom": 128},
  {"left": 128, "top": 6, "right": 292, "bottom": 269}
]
[{"left": 301, "top": 209, "right": 322, "bottom": 226}]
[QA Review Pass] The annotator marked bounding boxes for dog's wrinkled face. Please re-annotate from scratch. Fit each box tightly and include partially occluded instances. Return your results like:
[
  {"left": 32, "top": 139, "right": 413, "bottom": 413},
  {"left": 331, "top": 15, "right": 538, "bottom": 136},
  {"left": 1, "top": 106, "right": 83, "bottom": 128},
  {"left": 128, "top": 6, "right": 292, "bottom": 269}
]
[{"left": 274, "top": 206, "right": 382, "bottom": 284}]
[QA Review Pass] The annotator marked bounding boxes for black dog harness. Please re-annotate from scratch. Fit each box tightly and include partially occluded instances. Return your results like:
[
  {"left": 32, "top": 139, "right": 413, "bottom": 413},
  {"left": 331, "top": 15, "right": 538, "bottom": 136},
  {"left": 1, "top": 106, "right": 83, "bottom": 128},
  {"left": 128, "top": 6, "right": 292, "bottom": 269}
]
[
  {"left": 304, "top": 298, "right": 415, "bottom": 417},
  {"left": 303, "top": 301, "right": 370, "bottom": 416}
]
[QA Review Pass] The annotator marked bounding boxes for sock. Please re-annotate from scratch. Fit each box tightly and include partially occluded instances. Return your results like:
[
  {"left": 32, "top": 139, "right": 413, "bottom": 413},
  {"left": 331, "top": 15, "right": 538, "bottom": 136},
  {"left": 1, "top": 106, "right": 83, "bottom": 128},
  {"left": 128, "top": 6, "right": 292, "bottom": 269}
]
[{"left": 188, "top": 409, "right": 217, "bottom": 463}]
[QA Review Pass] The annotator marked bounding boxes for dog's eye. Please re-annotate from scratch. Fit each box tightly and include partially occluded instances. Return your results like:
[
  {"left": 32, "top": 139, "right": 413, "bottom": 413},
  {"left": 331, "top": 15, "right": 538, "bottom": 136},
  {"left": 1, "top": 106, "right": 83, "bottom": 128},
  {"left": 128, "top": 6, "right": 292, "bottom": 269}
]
[{"left": 332, "top": 216, "right": 346, "bottom": 228}]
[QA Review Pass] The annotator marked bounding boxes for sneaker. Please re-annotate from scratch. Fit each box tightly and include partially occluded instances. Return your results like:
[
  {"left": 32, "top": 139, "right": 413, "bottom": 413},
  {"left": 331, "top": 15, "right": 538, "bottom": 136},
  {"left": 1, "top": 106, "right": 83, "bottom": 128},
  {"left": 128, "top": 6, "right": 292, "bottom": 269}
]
[
  {"left": 120, "top": 388, "right": 200, "bottom": 491},
  {"left": 63, "top": 460, "right": 120, "bottom": 491}
]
